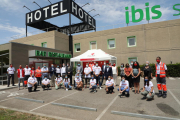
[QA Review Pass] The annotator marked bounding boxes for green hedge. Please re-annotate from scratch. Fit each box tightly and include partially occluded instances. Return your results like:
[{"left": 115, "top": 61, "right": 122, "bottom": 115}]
[{"left": 73, "top": 63, "right": 180, "bottom": 77}]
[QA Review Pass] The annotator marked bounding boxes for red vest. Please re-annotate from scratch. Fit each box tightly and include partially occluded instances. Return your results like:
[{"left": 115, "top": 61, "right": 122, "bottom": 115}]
[
  {"left": 30, "top": 70, "right": 36, "bottom": 75},
  {"left": 155, "top": 62, "right": 166, "bottom": 78},
  {"left": 17, "top": 69, "right": 25, "bottom": 78}
]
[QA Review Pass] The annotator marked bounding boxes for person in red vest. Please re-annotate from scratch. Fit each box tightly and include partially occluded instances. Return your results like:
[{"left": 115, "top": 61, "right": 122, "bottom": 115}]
[
  {"left": 17, "top": 65, "right": 25, "bottom": 90},
  {"left": 36, "top": 66, "right": 42, "bottom": 86},
  {"left": 155, "top": 56, "right": 168, "bottom": 98},
  {"left": 89, "top": 61, "right": 94, "bottom": 75},
  {"left": 30, "top": 66, "right": 36, "bottom": 77}
]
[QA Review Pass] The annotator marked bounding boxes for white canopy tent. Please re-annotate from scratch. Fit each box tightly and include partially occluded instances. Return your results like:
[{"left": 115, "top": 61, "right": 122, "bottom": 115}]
[{"left": 70, "top": 49, "right": 117, "bottom": 64}]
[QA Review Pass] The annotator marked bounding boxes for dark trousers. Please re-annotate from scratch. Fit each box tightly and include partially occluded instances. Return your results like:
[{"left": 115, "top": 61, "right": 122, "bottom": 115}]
[
  {"left": 68, "top": 74, "right": 72, "bottom": 85},
  {"left": 108, "top": 86, "right": 114, "bottom": 91},
  {"left": 101, "top": 73, "right": 105, "bottom": 86},
  {"left": 125, "top": 75, "right": 133, "bottom": 88},
  {"left": 8, "top": 74, "right": 14, "bottom": 86},
  {"left": 85, "top": 78, "right": 90, "bottom": 84},
  {"left": 42, "top": 84, "right": 50, "bottom": 89},
  {"left": 28, "top": 84, "right": 37, "bottom": 92},
  {"left": 36, "top": 77, "right": 41, "bottom": 86}
]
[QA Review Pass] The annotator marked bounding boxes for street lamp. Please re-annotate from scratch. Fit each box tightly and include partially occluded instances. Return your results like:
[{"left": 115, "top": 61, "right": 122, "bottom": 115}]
[
  {"left": 23, "top": 5, "right": 31, "bottom": 11},
  {"left": 47, "top": 0, "right": 52, "bottom": 4},
  {"left": 88, "top": 9, "right": 95, "bottom": 13},
  {"left": 82, "top": 3, "right": 90, "bottom": 8},
  {"left": 33, "top": 1, "right": 41, "bottom": 8},
  {"left": 93, "top": 14, "right": 100, "bottom": 17}
]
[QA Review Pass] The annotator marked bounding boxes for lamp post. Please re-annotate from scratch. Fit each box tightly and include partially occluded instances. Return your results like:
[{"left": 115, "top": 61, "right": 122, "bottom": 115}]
[
  {"left": 33, "top": 1, "right": 41, "bottom": 8},
  {"left": 88, "top": 9, "right": 95, "bottom": 13}
]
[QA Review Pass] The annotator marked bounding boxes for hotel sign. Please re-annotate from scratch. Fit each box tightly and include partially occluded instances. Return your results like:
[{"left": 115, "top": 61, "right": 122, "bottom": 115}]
[
  {"left": 26, "top": 0, "right": 96, "bottom": 28},
  {"left": 29, "top": 50, "right": 71, "bottom": 58}
]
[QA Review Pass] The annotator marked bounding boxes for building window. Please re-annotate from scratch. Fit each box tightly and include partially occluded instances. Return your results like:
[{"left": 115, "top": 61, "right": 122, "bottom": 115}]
[
  {"left": 75, "top": 43, "right": 80, "bottom": 52},
  {"left": 127, "top": 36, "right": 136, "bottom": 47},
  {"left": 107, "top": 39, "right": 115, "bottom": 49},
  {"left": 90, "top": 41, "right": 97, "bottom": 49},
  {"left": 128, "top": 57, "right": 138, "bottom": 64},
  {"left": 41, "top": 42, "right": 47, "bottom": 48}
]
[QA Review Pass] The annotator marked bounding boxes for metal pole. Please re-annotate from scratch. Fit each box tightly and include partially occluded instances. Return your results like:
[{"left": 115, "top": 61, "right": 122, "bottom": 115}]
[
  {"left": 26, "top": 25, "right": 27, "bottom": 37},
  {"left": 69, "top": 13, "right": 73, "bottom": 57},
  {"left": 1, "top": 58, "right": 3, "bottom": 75}
]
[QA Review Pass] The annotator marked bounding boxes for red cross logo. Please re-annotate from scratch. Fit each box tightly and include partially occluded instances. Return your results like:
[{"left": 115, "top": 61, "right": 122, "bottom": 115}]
[{"left": 91, "top": 53, "right": 95, "bottom": 55}]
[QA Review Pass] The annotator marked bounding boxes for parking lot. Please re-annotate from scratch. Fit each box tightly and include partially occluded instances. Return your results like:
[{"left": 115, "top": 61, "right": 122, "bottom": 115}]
[{"left": 0, "top": 77, "right": 180, "bottom": 120}]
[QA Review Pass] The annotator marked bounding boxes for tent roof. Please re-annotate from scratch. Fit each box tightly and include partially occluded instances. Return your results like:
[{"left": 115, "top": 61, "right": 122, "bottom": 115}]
[{"left": 70, "top": 49, "right": 117, "bottom": 62}]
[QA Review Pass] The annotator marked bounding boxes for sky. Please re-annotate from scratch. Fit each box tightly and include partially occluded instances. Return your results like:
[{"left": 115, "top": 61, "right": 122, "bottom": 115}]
[{"left": 0, "top": 0, "right": 180, "bottom": 44}]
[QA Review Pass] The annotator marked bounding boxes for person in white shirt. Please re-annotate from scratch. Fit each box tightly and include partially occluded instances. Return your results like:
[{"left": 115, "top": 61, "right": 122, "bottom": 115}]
[
  {"left": 56, "top": 65, "right": 61, "bottom": 77},
  {"left": 17, "top": 65, "right": 25, "bottom": 90},
  {"left": 74, "top": 73, "right": 83, "bottom": 90},
  {"left": 89, "top": 75, "right": 97, "bottom": 93},
  {"left": 105, "top": 76, "right": 114, "bottom": 94},
  {"left": 61, "top": 63, "right": 67, "bottom": 79},
  {"left": 141, "top": 76, "right": 155, "bottom": 100},
  {"left": 24, "top": 65, "right": 31, "bottom": 87},
  {"left": 63, "top": 75, "right": 72, "bottom": 91},
  {"left": 112, "top": 63, "right": 118, "bottom": 86},
  {"left": 55, "top": 74, "right": 63, "bottom": 90},
  {"left": 117, "top": 76, "right": 130, "bottom": 97},
  {"left": 84, "top": 63, "right": 92, "bottom": 88},
  {"left": 27, "top": 73, "right": 37, "bottom": 92},
  {"left": 42, "top": 76, "right": 50, "bottom": 91},
  {"left": 7, "top": 64, "right": 15, "bottom": 87},
  {"left": 41, "top": 64, "right": 49, "bottom": 80},
  {"left": 93, "top": 62, "right": 102, "bottom": 89}
]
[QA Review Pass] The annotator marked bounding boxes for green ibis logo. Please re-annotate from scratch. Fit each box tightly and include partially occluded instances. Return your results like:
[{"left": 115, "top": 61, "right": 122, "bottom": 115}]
[{"left": 125, "top": 2, "right": 180, "bottom": 24}]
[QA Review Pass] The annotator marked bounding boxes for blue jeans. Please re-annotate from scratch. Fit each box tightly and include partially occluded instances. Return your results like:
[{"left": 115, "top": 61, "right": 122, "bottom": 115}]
[
  {"left": 89, "top": 85, "right": 97, "bottom": 90},
  {"left": 117, "top": 88, "right": 129, "bottom": 94},
  {"left": 95, "top": 75, "right": 101, "bottom": 87},
  {"left": 64, "top": 82, "right": 72, "bottom": 89}
]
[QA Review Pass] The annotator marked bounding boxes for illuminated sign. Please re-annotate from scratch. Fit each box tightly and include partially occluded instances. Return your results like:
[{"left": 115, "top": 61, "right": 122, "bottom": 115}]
[{"left": 35, "top": 50, "right": 71, "bottom": 58}]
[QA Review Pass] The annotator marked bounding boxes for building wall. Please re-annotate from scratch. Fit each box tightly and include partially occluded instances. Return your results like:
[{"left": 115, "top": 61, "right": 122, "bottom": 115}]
[
  {"left": 5, "top": 42, "right": 71, "bottom": 83},
  {"left": 73, "top": 19, "right": 180, "bottom": 66},
  {"left": 9, "top": 31, "right": 69, "bottom": 51}
]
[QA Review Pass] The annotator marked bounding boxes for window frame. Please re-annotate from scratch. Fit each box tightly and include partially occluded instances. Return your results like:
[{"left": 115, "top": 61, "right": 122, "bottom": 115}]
[
  {"left": 74, "top": 43, "right": 81, "bottom": 52},
  {"left": 41, "top": 42, "right": 47, "bottom": 48},
  {"left": 127, "top": 36, "right": 136, "bottom": 47},
  {"left": 89, "top": 41, "right": 97, "bottom": 50},
  {"left": 107, "top": 38, "right": 116, "bottom": 49},
  {"left": 128, "top": 57, "right": 138, "bottom": 64}
]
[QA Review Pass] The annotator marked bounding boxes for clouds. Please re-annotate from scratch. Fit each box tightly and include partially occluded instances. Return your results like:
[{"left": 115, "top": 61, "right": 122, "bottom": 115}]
[
  {"left": 0, "top": 24, "right": 25, "bottom": 35},
  {"left": 0, "top": 0, "right": 22, "bottom": 11}
]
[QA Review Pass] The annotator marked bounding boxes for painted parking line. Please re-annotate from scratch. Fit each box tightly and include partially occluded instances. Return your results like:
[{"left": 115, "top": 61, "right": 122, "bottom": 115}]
[
  {"left": 111, "top": 111, "right": 180, "bottom": 120},
  {"left": 95, "top": 95, "right": 118, "bottom": 120},
  {"left": 0, "top": 105, "right": 75, "bottom": 120},
  {"left": 15, "top": 97, "right": 44, "bottom": 103},
  {"left": 30, "top": 91, "right": 78, "bottom": 112},
  {"left": 168, "top": 89, "right": 180, "bottom": 106},
  {"left": 51, "top": 103, "right": 97, "bottom": 111}
]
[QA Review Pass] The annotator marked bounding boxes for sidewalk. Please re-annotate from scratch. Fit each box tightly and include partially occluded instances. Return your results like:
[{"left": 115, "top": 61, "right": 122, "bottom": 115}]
[{"left": 0, "top": 84, "right": 19, "bottom": 91}]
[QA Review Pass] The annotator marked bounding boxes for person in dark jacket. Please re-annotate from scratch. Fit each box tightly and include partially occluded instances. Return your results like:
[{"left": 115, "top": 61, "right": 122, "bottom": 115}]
[
  {"left": 101, "top": 61, "right": 106, "bottom": 86},
  {"left": 104, "top": 63, "right": 113, "bottom": 80},
  {"left": 66, "top": 63, "right": 73, "bottom": 85},
  {"left": 49, "top": 64, "right": 56, "bottom": 87}
]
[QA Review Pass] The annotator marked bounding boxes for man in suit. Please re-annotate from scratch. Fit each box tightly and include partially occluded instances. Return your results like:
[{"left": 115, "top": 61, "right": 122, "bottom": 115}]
[
  {"left": 101, "top": 61, "right": 106, "bottom": 86},
  {"left": 49, "top": 63, "right": 56, "bottom": 87},
  {"left": 66, "top": 63, "right": 73, "bottom": 85},
  {"left": 104, "top": 63, "right": 113, "bottom": 80}
]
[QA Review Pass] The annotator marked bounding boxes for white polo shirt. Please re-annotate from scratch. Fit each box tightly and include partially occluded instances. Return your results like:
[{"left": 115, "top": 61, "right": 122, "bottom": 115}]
[
  {"left": 61, "top": 67, "right": 66, "bottom": 74},
  {"left": 106, "top": 80, "right": 114, "bottom": 87},
  {"left": 28, "top": 77, "right": 37, "bottom": 87},
  {"left": 56, "top": 68, "right": 61, "bottom": 73},
  {"left": 120, "top": 80, "right": 129, "bottom": 89},
  {"left": 90, "top": 79, "right": 96, "bottom": 86},
  {"left": 84, "top": 67, "right": 91, "bottom": 78},
  {"left": 55, "top": 77, "right": 63, "bottom": 84},
  {"left": 24, "top": 68, "right": 31, "bottom": 75},
  {"left": 63, "top": 78, "right": 70, "bottom": 83},
  {"left": 145, "top": 81, "right": 154, "bottom": 93},
  {"left": 42, "top": 79, "right": 50, "bottom": 85},
  {"left": 93, "top": 66, "right": 101, "bottom": 75},
  {"left": 75, "top": 77, "right": 82, "bottom": 83},
  {"left": 7, "top": 67, "right": 15, "bottom": 74},
  {"left": 156, "top": 62, "right": 167, "bottom": 74}
]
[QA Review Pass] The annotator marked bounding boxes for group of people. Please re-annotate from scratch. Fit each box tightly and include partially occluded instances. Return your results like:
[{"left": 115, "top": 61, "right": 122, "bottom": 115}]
[{"left": 7, "top": 56, "right": 168, "bottom": 99}]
